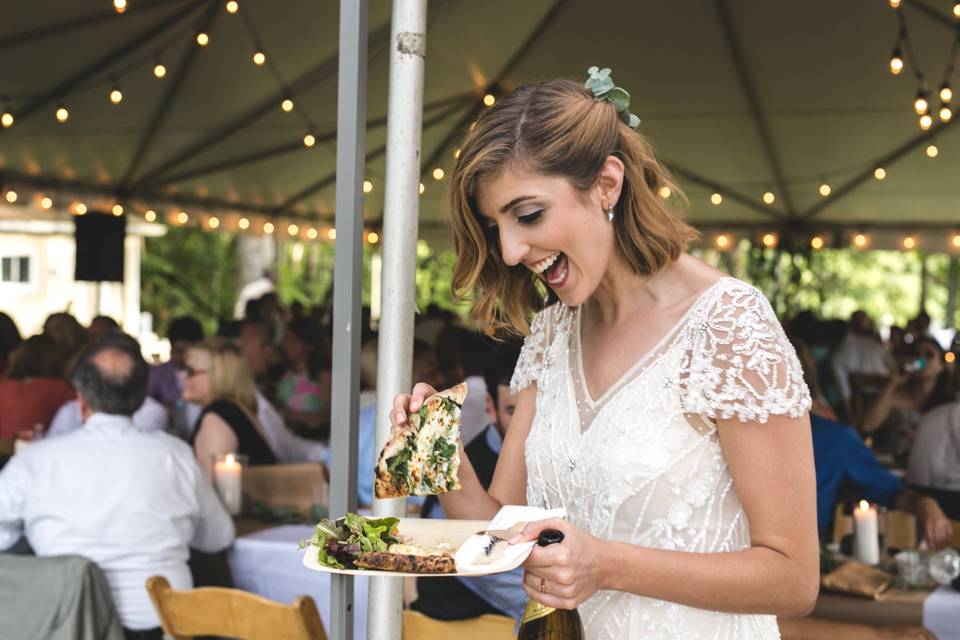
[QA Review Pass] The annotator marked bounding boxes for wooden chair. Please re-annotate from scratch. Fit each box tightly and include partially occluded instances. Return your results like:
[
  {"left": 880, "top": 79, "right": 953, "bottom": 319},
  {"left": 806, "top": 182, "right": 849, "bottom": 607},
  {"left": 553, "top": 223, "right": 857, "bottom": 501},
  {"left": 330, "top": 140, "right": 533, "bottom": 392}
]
[
  {"left": 243, "top": 462, "right": 328, "bottom": 517},
  {"left": 146, "top": 576, "right": 327, "bottom": 640},
  {"left": 401, "top": 610, "right": 515, "bottom": 640}
]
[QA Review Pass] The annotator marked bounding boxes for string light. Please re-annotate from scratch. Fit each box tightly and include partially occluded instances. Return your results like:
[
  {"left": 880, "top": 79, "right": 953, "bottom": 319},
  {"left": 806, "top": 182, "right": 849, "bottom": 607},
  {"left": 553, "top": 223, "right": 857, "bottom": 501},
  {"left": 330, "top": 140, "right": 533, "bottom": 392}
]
[
  {"left": 114, "top": 0, "right": 127, "bottom": 14},
  {"left": 710, "top": 193, "right": 722, "bottom": 205},
  {"left": 419, "top": 182, "right": 425, "bottom": 195},
  {"left": 926, "top": 144, "right": 939, "bottom": 158},
  {"left": 40, "top": 196, "right": 52, "bottom": 210},
  {"left": 951, "top": 234, "right": 960, "bottom": 248},
  {"left": 5, "top": 190, "right": 18, "bottom": 204},
  {"left": 941, "top": 105, "right": 953, "bottom": 122},
  {"left": 252, "top": 50, "right": 266, "bottom": 65},
  {"left": 810, "top": 235, "right": 825, "bottom": 250},
  {"left": 226, "top": 0, "right": 239, "bottom": 13},
  {"left": 761, "top": 233, "right": 778, "bottom": 248},
  {"left": 941, "top": 84, "right": 953, "bottom": 102},
  {"left": 196, "top": 32, "right": 209, "bottom": 47},
  {"left": 363, "top": 180, "right": 373, "bottom": 193},
  {"left": 453, "top": 148, "right": 461, "bottom": 159},
  {"left": 366, "top": 231, "right": 380, "bottom": 244},
  {"left": 762, "top": 191, "right": 775, "bottom": 204},
  {"left": 1, "top": 111, "right": 13, "bottom": 128},
  {"left": 238, "top": 217, "right": 250, "bottom": 230},
  {"left": 153, "top": 62, "right": 167, "bottom": 78},
  {"left": 55, "top": 105, "right": 69, "bottom": 123},
  {"left": 915, "top": 90, "right": 930, "bottom": 115},
  {"left": 287, "top": 224, "right": 299, "bottom": 236},
  {"left": 902, "top": 235, "right": 917, "bottom": 250},
  {"left": 889, "top": 0, "right": 901, "bottom": 7},
  {"left": 112, "top": 204, "right": 124, "bottom": 216},
  {"left": 853, "top": 233, "right": 868, "bottom": 249},
  {"left": 818, "top": 183, "right": 831, "bottom": 197},
  {"left": 890, "top": 48, "right": 904, "bottom": 75},
  {"left": 327, "top": 228, "right": 336, "bottom": 240},
  {"left": 483, "top": 94, "right": 496, "bottom": 107},
  {"left": 659, "top": 186, "right": 672, "bottom": 199},
  {"left": 714, "top": 234, "right": 730, "bottom": 250},
  {"left": 208, "top": 216, "right": 220, "bottom": 229},
  {"left": 954, "top": 1, "right": 960, "bottom": 18},
  {"left": 75, "top": 202, "right": 87, "bottom": 215},
  {"left": 110, "top": 86, "right": 123, "bottom": 104},
  {"left": 919, "top": 114, "right": 933, "bottom": 129},
  {"left": 874, "top": 167, "right": 887, "bottom": 180},
  {"left": 303, "top": 133, "right": 316, "bottom": 147},
  {"left": 281, "top": 98, "right": 294, "bottom": 112},
  {"left": 946, "top": 352, "right": 956, "bottom": 364},
  {"left": 174, "top": 211, "right": 188, "bottom": 224},
  {"left": 306, "top": 227, "right": 318, "bottom": 240},
  {"left": 263, "top": 221, "right": 274, "bottom": 234},
  {"left": 432, "top": 168, "right": 445, "bottom": 180},
  {"left": 145, "top": 209, "right": 157, "bottom": 222}
]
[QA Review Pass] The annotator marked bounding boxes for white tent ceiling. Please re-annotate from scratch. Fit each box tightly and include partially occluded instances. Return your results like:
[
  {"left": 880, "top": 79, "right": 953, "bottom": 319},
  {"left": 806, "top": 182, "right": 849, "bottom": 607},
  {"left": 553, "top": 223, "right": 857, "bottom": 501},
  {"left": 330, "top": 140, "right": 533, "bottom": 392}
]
[{"left": 0, "top": 0, "right": 958, "bottom": 248}]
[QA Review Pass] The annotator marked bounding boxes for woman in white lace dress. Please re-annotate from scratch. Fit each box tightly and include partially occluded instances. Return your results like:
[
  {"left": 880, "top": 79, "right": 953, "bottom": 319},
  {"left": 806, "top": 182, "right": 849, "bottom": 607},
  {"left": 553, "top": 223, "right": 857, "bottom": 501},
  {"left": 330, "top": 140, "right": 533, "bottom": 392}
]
[{"left": 392, "top": 72, "right": 818, "bottom": 639}]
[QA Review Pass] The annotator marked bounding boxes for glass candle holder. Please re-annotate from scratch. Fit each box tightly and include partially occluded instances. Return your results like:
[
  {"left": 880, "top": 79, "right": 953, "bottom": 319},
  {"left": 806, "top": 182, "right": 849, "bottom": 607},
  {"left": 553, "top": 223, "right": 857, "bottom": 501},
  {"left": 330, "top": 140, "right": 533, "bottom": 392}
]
[{"left": 213, "top": 453, "right": 246, "bottom": 516}]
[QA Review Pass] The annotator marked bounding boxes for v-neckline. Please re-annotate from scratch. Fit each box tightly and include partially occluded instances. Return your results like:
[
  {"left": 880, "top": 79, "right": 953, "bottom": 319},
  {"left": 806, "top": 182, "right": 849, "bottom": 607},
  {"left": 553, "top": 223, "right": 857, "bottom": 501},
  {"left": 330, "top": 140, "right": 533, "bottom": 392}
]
[{"left": 575, "top": 277, "right": 732, "bottom": 410}]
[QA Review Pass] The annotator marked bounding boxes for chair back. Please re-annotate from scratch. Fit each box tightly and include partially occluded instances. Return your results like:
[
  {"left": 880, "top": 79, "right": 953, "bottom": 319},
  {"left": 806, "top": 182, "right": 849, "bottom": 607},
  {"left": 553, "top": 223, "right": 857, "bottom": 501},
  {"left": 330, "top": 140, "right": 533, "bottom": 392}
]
[
  {"left": 243, "top": 462, "right": 328, "bottom": 517},
  {"left": 401, "top": 609, "right": 515, "bottom": 640},
  {"left": 146, "top": 575, "right": 327, "bottom": 640}
]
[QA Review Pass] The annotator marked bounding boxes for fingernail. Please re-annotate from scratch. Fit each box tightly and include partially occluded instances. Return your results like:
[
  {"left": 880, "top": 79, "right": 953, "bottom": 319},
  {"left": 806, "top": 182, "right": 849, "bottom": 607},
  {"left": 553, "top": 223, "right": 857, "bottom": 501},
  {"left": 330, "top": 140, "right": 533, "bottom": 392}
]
[
  {"left": 508, "top": 535, "right": 522, "bottom": 545},
  {"left": 395, "top": 412, "right": 404, "bottom": 422}
]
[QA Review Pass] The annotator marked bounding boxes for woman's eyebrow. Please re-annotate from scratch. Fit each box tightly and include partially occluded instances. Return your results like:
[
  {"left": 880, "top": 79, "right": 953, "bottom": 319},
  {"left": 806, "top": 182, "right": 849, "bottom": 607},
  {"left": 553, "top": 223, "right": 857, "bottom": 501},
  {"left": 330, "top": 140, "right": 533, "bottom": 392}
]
[{"left": 499, "top": 195, "right": 536, "bottom": 213}]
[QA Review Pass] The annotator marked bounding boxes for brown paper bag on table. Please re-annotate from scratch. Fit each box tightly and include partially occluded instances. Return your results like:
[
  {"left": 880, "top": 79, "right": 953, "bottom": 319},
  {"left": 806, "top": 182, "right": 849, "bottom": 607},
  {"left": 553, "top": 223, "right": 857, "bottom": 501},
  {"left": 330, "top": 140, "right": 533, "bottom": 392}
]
[{"left": 821, "top": 561, "right": 892, "bottom": 599}]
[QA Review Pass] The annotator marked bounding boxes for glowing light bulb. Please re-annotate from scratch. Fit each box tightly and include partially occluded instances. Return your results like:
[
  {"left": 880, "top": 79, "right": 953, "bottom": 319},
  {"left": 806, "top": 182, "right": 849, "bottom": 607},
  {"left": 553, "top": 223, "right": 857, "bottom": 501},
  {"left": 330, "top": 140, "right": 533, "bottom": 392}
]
[
  {"left": 226, "top": 0, "right": 239, "bottom": 13},
  {"left": 890, "top": 50, "right": 904, "bottom": 75},
  {"left": 926, "top": 144, "right": 939, "bottom": 158},
  {"left": 819, "top": 183, "right": 831, "bottom": 197},
  {"left": 110, "top": 87, "right": 123, "bottom": 104},
  {"left": 854, "top": 233, "right": 868, "bottom": 248},
  {"left": 176, "top": 211, "right": 188, "bottom": 224},
  {"left": 5, "top": 190, "right": 18, "bottom": 204},
  {"left": 432, "top": 167, "right": 445, "bottom": 180},
  {"left": 145, "top": 209, "right": 157, "bottom": 222},
  {"left": 306, "top": 227, "right": 318, "bottom": 239},
  {"left": 263, "top": 222, "right": 274, "bottom": 234},
  {"left": 946, "top": 352, "right": 956, "bottom": 364},
  {"left": 811, "top": 236, "right": 824, "bottom": 250},
  {"left": 941, "top": 85, "right": 953, "bottom": 103},
  {"left": 303, "top": 133, "right": 316, "bottom": 147},
  {"left": 715, "top": 234, "right": 730, "bottom": 249},
  {"left": 902, "top": 235, "right": 916, "bottom": 249},
  {"left": 238, "top": 217, "right": 250, "bottom": 230},
  {"left": 363, "top": 180, "right": 373, "bottom": 193},
  {"left": 252, "top": 50, "right": 266, "bottom": 65},
  {"left": 75, "top": 202, "right": 87, "bottom": 215},
  {"left": 915, "top": 91, "right": 930, "bottom": 115},
  {"left": 762, "top": 233, "right": 778, "bottom": 248},
  {"left": 112, "top": 204, "right": 124, "bottom": 216},
  {"left": 453, "top": 148, "right": 461, "bottom": 159},
  {"left": 287, "top": 224, "right": 299, "bottom": 236},
  {"left": 874, "top": 167, "right": 886, "bottom": 180},
  {"left": 919, "top": 114, "right": 933, "bottom": 129},
  {"left": 710, "top": 193, "right": 722, "bottom": 205},
  {"left": 367, "top": 231, "right": 380, "bottom": 244},
  {"left": 889, "top": 0, "right": 901, "bottom": 7},
  {"left": 1, "top": 111, "right": 13, "bottom": 128},
  {"left": 327, "top": 228, "right": 336, "bottom": 240},
  {"left": 657, "top": 186, "right": 671, "bottom": 199},
  {"left": 483, "top": 94, "right": 496, "bottom": 107},
  {"left": 114, "top": 0, "right": 127, "bottom": 13},
  {"left": 208, "top": 216, "right": 220, "bottom": 229},
  {"left": 952, "top": 234, "right": 960, "bottom": 248},
  {"left": 419, "top": 182, "right": 425, "bottom": 195},
  {"left": 56, "top": 105, "right": 69, "bottom": 123},
  {"left": 196, "top": 32, "right": 209, "bottom": 47},
  {"left": 281, "top": 98, "right": 294, "bottom": 112},
  {"left": 154, "top": 63, "right": 166, "bottom": 78},
  {"left": 40, "top": 196, "right": 52, "bottom": 209},
  {"left": 941, "top": 105, "right": 953, "bottom": 122},
  {"left": 954, "top": 1, "right": 960, "bottom": 18},
  {"left": 763, "top": 191, "right": 775, "bottom": 204}
]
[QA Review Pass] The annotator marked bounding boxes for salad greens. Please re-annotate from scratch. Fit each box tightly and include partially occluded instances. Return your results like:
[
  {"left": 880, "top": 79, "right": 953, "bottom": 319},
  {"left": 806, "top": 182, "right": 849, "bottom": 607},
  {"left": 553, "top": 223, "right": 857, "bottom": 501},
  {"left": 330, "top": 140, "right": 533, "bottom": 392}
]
[{"left": 300, "top": 513, "right": 401, "bottom": 569}]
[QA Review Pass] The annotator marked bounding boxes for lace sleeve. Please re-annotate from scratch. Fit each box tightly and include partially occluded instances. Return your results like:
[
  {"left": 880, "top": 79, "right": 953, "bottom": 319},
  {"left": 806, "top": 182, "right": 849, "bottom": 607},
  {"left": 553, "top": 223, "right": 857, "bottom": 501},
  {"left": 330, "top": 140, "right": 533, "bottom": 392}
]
[
  {"left": 510, "top": 307, "right": 552, "bottom": 393},
  {"left": 682, "top": 282, "right": 811, "bottom": 423}
]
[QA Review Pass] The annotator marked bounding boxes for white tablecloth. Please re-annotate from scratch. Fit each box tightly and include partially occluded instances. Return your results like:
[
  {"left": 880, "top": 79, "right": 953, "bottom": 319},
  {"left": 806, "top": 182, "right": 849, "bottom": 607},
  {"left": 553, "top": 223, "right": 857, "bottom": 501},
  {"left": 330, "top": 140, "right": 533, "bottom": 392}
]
[
  {"left": 923, "top": 585, "right": 960, "bottom": 640},
  {"left": 227, "top": 525, "right": 369, "bottom": 640}
]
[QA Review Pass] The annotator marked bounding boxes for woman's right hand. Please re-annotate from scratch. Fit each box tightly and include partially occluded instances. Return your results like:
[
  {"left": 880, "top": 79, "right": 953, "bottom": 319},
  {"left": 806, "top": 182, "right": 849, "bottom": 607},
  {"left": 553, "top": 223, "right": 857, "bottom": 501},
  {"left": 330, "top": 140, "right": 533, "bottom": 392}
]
[{"left": 391, "top": 383, "right": 438, "bottom": 427}]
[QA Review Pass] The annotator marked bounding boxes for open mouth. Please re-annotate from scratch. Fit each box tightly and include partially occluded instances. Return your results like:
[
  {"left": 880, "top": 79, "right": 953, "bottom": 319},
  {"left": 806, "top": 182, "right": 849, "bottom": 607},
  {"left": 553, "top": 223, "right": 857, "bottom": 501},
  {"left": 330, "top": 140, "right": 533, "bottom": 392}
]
[{"left": 541, "top": 252, "right": 568, "bottom": 288}]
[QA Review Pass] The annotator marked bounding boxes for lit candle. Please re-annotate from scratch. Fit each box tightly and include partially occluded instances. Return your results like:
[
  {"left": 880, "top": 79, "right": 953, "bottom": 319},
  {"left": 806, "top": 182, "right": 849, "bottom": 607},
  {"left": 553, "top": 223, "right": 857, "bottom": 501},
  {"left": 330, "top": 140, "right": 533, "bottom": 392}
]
[
  {"left": 214, "top": 453, "right": 243, "bottom": 515},
  {"left": 853, "top": 500, "right": 880, "bottom": 565}
]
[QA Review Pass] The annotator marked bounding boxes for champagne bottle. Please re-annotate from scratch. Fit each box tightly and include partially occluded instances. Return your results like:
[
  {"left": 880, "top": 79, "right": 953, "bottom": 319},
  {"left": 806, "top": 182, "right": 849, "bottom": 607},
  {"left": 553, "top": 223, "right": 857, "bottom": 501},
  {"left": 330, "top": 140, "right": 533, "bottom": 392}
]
[{"left": 517, "top": 529, "right": 586, "bottom": 640}]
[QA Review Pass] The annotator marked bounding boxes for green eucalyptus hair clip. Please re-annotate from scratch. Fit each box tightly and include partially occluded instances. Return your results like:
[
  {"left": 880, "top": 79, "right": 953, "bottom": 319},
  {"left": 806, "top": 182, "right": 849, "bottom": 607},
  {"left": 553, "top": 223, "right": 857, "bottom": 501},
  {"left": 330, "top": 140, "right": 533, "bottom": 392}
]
[{"left": 585, "top": 66, "right": 641, "bottom": 130}]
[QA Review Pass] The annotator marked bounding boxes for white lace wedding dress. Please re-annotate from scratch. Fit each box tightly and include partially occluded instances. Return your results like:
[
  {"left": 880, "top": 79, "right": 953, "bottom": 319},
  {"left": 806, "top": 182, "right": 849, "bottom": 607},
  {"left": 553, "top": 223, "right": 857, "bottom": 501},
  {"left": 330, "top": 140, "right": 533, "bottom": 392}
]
[{"left": 511, "top": 277, "right": 811, "bottom": 639}]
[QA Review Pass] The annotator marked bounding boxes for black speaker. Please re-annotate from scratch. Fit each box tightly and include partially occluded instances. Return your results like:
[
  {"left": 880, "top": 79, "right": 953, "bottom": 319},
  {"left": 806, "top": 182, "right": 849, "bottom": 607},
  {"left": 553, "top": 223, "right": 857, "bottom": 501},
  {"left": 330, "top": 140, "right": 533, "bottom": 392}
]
[{"left": 74, "top": 212, "right": 126, "bottom": 282}]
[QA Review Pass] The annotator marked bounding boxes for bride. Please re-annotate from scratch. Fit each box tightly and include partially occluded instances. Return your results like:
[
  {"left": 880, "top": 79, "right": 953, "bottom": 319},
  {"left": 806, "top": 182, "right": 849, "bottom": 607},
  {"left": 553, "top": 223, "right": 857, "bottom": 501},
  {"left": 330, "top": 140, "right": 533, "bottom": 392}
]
[{"left": 391, "top": 70, "right": 818, "bottom": 639}]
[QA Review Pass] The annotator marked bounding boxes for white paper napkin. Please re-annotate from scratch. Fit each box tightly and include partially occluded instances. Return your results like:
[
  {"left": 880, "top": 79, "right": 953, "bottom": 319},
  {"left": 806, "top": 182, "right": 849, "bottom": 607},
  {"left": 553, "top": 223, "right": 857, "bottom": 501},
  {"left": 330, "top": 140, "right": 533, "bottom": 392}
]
[{"left": 453, "top": 505, "right": 566, "bottom": 574}]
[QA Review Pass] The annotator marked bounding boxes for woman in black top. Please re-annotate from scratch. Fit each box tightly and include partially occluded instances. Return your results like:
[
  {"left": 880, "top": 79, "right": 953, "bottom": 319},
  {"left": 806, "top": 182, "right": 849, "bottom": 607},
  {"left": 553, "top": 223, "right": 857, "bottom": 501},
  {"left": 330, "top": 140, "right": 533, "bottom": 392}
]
[{"left": 182, "top": 338, "right": 277, "bottom": 479}]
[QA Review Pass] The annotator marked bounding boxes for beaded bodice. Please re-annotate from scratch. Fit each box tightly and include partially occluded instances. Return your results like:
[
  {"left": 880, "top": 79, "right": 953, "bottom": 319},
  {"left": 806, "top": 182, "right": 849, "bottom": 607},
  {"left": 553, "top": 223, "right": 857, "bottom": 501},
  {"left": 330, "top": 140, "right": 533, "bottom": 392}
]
[{"left": 511, "top": 277, "right": 811, "bottom": 639}]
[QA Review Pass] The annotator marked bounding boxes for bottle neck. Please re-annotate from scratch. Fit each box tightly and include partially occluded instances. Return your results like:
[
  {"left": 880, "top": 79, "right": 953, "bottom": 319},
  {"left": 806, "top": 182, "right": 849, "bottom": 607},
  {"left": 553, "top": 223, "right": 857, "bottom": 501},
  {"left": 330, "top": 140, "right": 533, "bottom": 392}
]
[{"left": 522, "top": 599, "right": 557, "bottom": 624}]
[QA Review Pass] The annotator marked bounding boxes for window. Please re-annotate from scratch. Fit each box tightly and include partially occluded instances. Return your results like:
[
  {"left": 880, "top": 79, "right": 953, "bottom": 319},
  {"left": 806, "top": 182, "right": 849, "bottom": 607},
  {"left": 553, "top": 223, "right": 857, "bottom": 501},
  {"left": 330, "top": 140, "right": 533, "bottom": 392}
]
[{"left": 1, "top": 256, "right": 30, "bottom": 283}]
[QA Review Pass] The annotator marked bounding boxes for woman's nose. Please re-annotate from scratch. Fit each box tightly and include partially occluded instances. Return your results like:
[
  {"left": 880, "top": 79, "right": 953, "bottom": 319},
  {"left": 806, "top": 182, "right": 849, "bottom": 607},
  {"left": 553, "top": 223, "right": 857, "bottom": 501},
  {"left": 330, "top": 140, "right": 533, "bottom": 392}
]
[{"left": 498, "top": 227, "right": 528, "bottom": 267}]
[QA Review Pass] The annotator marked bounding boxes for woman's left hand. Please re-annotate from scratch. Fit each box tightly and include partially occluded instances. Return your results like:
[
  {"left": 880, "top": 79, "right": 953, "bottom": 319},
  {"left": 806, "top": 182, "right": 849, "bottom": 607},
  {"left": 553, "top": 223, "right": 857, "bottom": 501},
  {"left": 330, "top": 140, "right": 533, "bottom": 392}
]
[{"left": 510, "top": 518, "right": 606, "bottom": 610}]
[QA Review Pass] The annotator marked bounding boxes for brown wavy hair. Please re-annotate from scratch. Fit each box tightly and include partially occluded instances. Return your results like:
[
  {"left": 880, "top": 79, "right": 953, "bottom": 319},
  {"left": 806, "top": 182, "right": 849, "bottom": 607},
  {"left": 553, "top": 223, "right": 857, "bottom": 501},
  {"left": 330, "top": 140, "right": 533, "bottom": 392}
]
[{"left": 449, "top": 78, "right": 699, "bottom": 336}]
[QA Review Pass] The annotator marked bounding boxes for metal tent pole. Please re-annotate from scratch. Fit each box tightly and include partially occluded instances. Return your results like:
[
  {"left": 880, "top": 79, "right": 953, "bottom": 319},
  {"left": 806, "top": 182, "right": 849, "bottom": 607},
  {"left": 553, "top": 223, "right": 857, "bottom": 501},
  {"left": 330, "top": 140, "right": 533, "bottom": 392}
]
[
  {"left": 329, "top": 1, "right": 368, "bottom": 639},
  {"left": 368, "top": 1, "right": 427, "bottom": 638}
]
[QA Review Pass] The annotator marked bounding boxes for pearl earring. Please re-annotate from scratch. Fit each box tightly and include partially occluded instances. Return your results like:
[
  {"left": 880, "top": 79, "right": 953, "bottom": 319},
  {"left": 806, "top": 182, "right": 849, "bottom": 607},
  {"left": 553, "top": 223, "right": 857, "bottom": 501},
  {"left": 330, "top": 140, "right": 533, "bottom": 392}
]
[{"left": 606, "top": 203, "right": 615, "bottom": 222}]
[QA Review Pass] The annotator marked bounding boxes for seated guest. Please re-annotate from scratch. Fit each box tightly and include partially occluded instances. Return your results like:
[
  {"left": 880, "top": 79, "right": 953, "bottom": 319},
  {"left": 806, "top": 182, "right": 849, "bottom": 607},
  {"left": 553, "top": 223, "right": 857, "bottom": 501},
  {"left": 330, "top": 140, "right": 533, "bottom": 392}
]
[
  {"left": 87, "top": 315, "right": 120, "bottom": 343},
  {"left": 43, "top": 312, "right": 88, "bottom": 364},
  {"left": 0, "top": 333, "right": 234, "bottom": 636},
  {"left": 0, "top": 311, "right": 22, "bottom": 377},
  {"left": 148, "top": 316, "right": 204, "bottom": 436},
  {"left": 183, "top": 338, "right": 278, "bottom": 479},
  {"left": 0, "top": 334, "right": 75, "bottom": 438},
  {"left": 412, "top": 347, "right": 526, "bottom": 622},
  {"left": 48, "top": 395, "right": 167, "bottom": 438},
  {"left": 276, "top": 317, "right": 332, "bottom": 434},
  {"left": 907, "top": 399, "right": 960, "bottom": 493}
]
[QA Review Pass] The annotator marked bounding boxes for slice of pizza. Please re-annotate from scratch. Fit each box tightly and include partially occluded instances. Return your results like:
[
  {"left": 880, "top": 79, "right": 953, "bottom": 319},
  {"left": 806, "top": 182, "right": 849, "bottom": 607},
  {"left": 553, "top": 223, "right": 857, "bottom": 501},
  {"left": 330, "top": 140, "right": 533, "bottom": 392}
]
[{"left": 374, "top": 383, "right": 466, "bottom": 499}]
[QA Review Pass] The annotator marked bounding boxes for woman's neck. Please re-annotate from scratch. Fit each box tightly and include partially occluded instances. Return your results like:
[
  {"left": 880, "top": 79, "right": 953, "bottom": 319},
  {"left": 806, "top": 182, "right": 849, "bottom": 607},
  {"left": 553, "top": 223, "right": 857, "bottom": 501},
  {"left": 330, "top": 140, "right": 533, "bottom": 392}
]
[{"left": 586, "top": 255, "right": 686, "bottom": 327}]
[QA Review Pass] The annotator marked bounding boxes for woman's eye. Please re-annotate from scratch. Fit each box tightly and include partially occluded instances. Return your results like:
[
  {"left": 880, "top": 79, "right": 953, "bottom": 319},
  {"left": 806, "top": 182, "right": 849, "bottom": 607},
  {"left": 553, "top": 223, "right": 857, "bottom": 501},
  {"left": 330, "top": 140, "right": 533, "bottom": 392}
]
[{"left": 517, "top": 210, "right": 543, "bottom": 225}]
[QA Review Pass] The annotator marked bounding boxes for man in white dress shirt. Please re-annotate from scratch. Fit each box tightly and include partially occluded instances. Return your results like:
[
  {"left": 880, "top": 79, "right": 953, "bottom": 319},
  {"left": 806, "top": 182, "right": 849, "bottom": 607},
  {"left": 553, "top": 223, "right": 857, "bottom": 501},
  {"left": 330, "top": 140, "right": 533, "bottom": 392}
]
[
  {"left": 0, "top": 333, "right": 235, "bottom": 637},
  {"left": 47, "top": 395, "right": 168, "bottom": 438}
]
